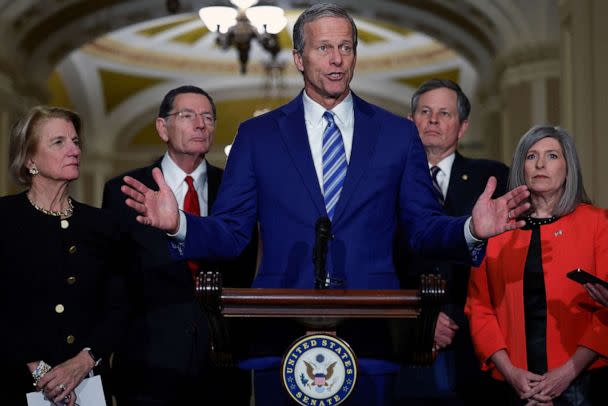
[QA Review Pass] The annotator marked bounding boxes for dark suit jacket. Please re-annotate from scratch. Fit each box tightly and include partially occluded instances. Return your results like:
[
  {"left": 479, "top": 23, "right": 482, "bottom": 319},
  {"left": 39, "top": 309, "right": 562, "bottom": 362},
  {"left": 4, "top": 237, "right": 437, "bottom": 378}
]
[
  {"left": 102, "top": 159, "right": 257, "bottom": 394},
  {"left": 0, "top": 193, "right": 128, "bottom": 404},
  {"left": 395, "top": 151, "right": 509, "bottom": 395},
  {"left": 172, "top": 92, "right": 478, "bottom": 291},
  {"left": 397, "top": 152, "right": 509, "bottom": 307}
]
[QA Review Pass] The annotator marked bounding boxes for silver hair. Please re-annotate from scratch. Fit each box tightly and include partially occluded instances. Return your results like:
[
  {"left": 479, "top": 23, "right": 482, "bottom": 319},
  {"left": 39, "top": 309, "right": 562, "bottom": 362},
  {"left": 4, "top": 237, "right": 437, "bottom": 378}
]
[
  {"left": 292, "top": 3, "right": 358, "bottom": 55},
  {"left": 508, "top": 125, "right": 591, "bottom": 217}
]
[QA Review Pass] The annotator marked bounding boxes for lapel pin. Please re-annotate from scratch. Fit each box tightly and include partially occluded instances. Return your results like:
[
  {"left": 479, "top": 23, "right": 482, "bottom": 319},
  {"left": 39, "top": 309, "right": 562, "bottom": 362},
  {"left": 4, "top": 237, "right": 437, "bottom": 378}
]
[
  {"left": 462, "top": 174, "right": 469, "bottom": 181},
  {"left": 554, "top": 230, "right": 563, "bottom": 236}
]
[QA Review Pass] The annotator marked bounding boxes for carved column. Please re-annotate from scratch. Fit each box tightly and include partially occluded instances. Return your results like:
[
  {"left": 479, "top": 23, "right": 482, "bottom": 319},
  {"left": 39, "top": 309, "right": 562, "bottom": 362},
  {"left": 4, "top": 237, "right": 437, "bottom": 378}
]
[
  {"left": 483, "top": 45, "right": 561, "bottom": 166},
  {"left": 559, "top": 0, "right": 608, "bottom": 206},
  {"left": 0, "top": 53, "right": 58, "bottom": 198}
]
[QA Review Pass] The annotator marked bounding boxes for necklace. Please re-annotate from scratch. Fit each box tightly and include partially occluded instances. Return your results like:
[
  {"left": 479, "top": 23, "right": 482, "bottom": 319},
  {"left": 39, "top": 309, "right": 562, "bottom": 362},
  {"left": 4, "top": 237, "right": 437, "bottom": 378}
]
[
  {"left": 525, "top": 215, "right": 557, "bottom": 227},
  {"left": 27, "top": 194, "right": 74, "bottom": 218}
]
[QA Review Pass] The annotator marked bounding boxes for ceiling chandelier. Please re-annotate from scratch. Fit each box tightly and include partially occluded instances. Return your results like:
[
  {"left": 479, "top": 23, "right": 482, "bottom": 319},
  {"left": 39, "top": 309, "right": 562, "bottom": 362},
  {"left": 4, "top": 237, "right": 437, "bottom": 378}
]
[{"left": 199, "top": 0, "right": 287, "bottom": 74}]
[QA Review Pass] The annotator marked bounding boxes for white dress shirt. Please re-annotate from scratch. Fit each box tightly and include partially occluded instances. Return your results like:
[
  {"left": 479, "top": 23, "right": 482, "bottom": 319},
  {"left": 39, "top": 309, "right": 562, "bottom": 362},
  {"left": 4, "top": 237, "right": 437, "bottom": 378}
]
[
  {"left": 161, "top": 153, "right": 208, "bottom": 216},
  {"left": 429, "top": 153, "right": 455, "bottom": 199}
]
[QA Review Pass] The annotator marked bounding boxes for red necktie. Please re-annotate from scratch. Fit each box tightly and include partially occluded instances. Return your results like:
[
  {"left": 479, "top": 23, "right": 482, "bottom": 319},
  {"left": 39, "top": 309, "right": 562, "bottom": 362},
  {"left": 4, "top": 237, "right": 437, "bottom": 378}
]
[{"left": 183, "top": 176, "right": 200, "bottom": 279}]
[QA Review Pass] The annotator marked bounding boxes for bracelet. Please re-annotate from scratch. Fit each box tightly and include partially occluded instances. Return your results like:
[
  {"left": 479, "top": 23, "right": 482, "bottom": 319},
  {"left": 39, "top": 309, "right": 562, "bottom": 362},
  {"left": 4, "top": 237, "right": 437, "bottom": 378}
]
[{"left": 32, "top": 360, "right": 52, "bottom": 386}]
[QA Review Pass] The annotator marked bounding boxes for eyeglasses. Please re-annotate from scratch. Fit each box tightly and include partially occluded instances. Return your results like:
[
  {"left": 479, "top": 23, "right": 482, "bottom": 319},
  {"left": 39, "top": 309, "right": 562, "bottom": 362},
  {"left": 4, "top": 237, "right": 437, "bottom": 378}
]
[{"left": 165, "top": 109, "right": 215, "bottom": 125}]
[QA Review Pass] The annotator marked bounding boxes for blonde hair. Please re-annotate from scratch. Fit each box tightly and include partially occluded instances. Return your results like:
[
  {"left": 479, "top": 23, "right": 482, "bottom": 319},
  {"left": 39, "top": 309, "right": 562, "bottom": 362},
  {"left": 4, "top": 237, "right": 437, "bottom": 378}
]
[{"left": 9, "top": 106, "right": 82, "bottom": 186}]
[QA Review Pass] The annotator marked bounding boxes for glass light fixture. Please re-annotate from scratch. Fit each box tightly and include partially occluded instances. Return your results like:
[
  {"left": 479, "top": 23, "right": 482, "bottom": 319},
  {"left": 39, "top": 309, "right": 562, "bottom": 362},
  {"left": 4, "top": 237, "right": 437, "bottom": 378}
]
[
  {"left": 198, "top": 6, "right": 237, "bottom": 34},
  {"left": 199, "top": 0, "right": 287, "bottom": 73},
  {"left": 246, "top": 6, "right": 287, "bottom": 34}
]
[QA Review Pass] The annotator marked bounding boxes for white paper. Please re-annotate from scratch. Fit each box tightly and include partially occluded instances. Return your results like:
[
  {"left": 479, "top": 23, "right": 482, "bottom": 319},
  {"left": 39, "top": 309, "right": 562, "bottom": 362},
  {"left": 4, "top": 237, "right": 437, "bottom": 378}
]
[{"left": 26, "top": 375, "right": 107, "bottom": 406}]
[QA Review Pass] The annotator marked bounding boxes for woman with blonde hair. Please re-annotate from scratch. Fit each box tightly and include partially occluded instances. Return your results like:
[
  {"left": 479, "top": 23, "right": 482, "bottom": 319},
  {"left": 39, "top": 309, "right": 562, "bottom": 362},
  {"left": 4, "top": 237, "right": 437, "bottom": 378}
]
[{"left": 1, "top": 106, "right": 127, "bottom": 405}]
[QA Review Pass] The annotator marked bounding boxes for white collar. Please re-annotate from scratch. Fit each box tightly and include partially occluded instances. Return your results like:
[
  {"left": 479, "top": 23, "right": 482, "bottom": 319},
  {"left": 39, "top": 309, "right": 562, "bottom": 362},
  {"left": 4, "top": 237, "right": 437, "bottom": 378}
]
[
  {"left": 429, "top": 153, "right": 455, "bottom": 174},
  {"left": 161, "top": 153, "right": 207, "bottom": 191},
  {"left": 302, "top": 90, "right": 354, "bottom": 128}
]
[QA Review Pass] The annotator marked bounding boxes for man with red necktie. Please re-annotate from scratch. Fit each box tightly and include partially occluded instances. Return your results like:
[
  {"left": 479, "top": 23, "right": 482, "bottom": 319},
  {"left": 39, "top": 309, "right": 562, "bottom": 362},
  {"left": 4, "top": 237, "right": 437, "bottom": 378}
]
[{"left": 102, "top": 85, "right": 257, "bottom": 405}]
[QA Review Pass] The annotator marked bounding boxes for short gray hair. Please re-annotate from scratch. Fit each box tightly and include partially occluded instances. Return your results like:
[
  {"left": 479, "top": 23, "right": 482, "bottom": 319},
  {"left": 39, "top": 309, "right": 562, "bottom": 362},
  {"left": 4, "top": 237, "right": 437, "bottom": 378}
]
[
  {"left": 292, "top": 3, "right": 358, "bottom": 55},
  {"left": 508, "top": 125, "right": 590, "bottom": 217},
  {"left": 9, "top": 105, "right": 82, "bottom": 187}
]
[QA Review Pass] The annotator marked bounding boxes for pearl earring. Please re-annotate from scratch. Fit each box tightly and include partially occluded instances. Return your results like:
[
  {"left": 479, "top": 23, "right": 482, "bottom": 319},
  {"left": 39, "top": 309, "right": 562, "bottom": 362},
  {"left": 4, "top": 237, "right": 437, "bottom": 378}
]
[{"left": 29, "top": 165, "right": 39, "bottom": 175}]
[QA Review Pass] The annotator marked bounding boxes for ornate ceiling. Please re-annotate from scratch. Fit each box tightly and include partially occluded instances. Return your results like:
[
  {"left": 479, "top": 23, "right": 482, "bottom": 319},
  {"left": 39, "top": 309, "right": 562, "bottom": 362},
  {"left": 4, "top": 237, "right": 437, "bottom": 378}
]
[
  {"left": 0, "top": 0, "right": 558, "bottom": 170},
  {"left": 45, "top": 5, "right": 475, "bottom": 167}
]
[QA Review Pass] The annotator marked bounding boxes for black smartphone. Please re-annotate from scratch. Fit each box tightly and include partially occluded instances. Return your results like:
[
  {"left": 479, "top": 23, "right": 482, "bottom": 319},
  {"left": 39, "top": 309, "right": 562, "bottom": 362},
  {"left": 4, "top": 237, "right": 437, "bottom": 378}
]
[{"left": 566, "top": 268, "right": 608, "bottom": 288}]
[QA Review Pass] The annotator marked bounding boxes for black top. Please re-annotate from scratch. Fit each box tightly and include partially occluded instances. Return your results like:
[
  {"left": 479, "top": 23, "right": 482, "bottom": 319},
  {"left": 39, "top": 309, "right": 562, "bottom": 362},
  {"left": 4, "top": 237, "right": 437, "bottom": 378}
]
[
  {"left": 0, "top": 192, "right": 128, "bottom": 403},
  {"left": 523, "top": 215, "right": 558, "bottom": 375}
]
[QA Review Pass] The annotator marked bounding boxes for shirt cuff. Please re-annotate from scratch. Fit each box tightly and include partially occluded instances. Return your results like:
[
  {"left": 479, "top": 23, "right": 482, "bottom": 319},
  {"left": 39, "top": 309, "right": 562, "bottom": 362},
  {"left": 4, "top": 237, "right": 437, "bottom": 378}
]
[
  {"left": 465, "top": 217, "right": 486, "bottom": 266},
  {"left": 464, "top": 217, "right": 483, "bottom": 246},
  {"left": 167, "top": 210, "right": 187, "bottom": 241}
]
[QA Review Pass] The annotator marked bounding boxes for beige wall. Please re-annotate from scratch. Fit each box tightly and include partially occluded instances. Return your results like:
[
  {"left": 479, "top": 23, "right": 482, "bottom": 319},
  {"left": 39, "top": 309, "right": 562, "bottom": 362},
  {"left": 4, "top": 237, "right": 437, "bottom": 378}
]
[{"left": 560, "top": 0, "right": 608, "bottom": 207}]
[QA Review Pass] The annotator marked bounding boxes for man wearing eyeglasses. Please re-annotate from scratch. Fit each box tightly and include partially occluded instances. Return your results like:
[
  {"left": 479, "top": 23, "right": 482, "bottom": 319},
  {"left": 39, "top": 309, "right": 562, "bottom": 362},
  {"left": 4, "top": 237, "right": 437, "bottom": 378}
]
[{"left": 102, "top": 85, "right": 257, "bottom": 405}]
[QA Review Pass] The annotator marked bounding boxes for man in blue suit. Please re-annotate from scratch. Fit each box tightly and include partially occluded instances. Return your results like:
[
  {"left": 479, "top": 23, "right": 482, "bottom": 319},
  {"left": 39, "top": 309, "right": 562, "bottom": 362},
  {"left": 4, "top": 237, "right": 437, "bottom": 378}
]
[{"left": 121, "top": 3, "right": 529, "bottom": 404}]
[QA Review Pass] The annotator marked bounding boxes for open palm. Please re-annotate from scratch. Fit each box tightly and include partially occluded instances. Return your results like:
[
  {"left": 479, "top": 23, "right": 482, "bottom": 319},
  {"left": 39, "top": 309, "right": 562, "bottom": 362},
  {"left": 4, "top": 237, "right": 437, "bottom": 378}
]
[
  {"left": 121, "top": 167, "right": 180, "bottom": 233},
  {"left": 471, "top": 177, "right": 530, "bottom": 239}
]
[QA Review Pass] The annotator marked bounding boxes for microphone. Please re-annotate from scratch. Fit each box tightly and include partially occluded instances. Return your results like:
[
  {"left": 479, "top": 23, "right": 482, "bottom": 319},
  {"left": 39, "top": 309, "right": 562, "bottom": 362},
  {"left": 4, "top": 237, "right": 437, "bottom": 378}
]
[{"left": 313, "top": 216, "right": 332, "bottom": 289}]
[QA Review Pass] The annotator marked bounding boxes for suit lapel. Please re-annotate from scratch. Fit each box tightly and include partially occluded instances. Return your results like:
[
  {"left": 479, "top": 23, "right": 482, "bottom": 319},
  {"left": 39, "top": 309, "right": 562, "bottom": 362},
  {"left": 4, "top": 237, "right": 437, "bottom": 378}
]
[
  {"left": 445, "top": 152, "right": 467, "bottom": 215},
  {"left": 206, "top": 162, "right": 222, "bottom": 209},
  {"left": 143, "top": 159, "right": 163, "bottom": 190},
  {"left": 331, "top": 94, "right": 378, "bottom": 222},
  {"left": 277, "top": 94, "right": 326, "bottom": 216}
]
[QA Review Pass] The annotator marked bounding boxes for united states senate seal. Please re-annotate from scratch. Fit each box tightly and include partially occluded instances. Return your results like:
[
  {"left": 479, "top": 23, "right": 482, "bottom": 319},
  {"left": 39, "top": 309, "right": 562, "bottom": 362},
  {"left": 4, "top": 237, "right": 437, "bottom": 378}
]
[{"left": 282, "top": 334, "right": 357, "bottom": 405}]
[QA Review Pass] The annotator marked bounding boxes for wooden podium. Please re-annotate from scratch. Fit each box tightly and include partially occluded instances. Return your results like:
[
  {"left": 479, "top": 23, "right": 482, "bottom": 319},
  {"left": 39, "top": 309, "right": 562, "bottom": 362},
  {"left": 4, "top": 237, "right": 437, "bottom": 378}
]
[{"left": 195, "top": 272, "right": 446, "bottom": 367}]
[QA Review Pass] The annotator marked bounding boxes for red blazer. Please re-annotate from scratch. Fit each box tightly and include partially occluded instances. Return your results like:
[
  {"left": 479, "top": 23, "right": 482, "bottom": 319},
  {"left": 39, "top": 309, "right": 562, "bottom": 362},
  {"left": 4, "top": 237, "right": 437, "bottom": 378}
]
[{"left": 465, "top": 204, "right": 608, "bottom": 380}]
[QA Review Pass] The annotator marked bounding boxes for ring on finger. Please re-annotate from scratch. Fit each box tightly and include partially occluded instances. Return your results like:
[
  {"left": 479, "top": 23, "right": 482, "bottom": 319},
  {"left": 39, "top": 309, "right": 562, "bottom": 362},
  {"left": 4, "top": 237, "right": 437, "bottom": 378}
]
[
  {"left": 64, "top": 393, "right": 72, "bottom": 401},
  {"left": 508, "top": 210, "right": 513, "bottom": 220},
  {"left": 58, "top": 383, "right": 66, "bottom": 392}
]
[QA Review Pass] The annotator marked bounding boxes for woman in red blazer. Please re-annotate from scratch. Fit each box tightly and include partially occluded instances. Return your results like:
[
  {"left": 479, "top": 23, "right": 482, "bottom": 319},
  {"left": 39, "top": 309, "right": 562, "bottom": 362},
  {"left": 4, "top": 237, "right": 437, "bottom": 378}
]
[{"left": 465, "top": 125, "right": 608, "bottom": 405}]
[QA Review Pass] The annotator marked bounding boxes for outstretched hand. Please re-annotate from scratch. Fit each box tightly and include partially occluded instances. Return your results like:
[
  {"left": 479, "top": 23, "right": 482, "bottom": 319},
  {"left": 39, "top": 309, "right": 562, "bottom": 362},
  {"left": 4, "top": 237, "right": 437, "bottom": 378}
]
[
  {"left": 121, "top": 167, "right": 180, "bottom": 233},
  {"left": 470, "top": 177, "right": 530, "bottom": 240}
]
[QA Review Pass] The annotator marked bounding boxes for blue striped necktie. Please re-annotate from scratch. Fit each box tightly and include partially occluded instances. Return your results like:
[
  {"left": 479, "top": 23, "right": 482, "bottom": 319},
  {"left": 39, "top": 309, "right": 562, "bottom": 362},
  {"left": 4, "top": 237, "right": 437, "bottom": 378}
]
[
  {"left": 322, "top": 111, "right": 347, "bottom": 220},
  {"left": 430, "top": 165, "right": 445, "bottom": 206}
]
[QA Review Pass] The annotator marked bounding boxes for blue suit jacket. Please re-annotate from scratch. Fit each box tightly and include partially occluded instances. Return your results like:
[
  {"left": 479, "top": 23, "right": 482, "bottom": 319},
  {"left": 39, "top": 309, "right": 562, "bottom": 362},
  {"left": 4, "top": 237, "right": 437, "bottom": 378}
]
[{"left": 175, "top": 92, "right": 473, "bottom": 289}]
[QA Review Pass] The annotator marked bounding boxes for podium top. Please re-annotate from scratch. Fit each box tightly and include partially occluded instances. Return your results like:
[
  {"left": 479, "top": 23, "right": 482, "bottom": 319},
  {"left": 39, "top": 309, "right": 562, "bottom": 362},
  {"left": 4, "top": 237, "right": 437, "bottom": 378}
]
[{"left": 218, "top": 288, "right": 422, "bottom": 318}]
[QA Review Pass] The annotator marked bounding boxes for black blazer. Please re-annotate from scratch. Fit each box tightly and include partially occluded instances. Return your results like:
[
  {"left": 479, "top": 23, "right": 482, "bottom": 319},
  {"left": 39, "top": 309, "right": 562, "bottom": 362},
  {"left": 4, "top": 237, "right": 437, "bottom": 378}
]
[
  {"left": 101, "top": 159, "right": 257, "bottom": 380},
  {"left": 396, "top": 151, "right": 509, "bottom": 301},
  {"left": 394, "top": 151, "right": 509, "bottom": 391},
  {"left": 0, "top": 193, "right": 128, "bottom": 404}
]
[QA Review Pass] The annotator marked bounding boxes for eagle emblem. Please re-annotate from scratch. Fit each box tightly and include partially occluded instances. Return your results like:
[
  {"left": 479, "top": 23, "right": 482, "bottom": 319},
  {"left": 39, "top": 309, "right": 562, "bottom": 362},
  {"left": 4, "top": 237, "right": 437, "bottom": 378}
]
[
  {"left": 302, "top": 354, "right": 337, "bottom": 392},
  {"left": 282, "top": 334, "right": 357, "bottom": 405}
]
